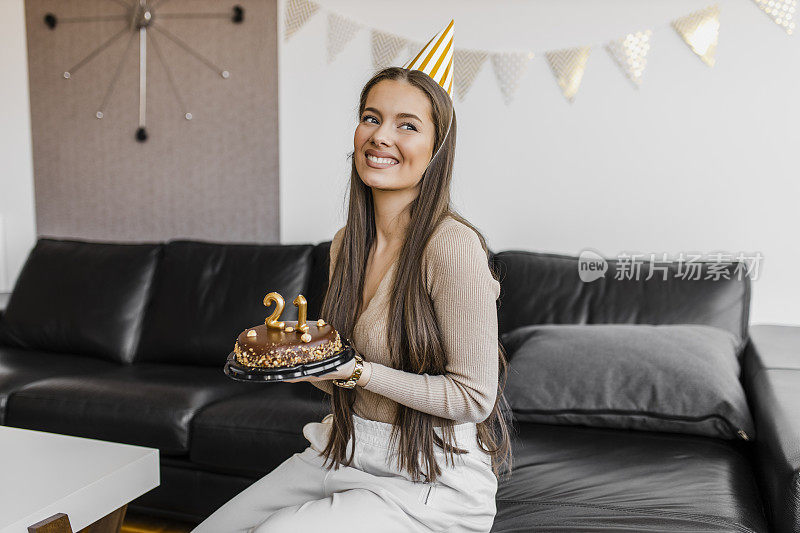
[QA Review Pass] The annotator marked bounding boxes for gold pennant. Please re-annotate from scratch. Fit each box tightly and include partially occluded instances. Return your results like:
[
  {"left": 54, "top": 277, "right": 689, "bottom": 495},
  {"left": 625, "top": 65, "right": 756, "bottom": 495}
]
[
  {"left": 490, "top": 52, "right": 534, "bottom": 106},
  {"left": 284, "top": 0, "right": 319, "bottom": 42},
  {"left": 371, "top": 30, "right": 409, "bottom": 70},
  {"left": 751, "top": 0, "right": 796, "bottom": 35},
  {"left": 544, "top": 47, "right": 592, "bottom": 103},
  {"left": 672, "top": 4, "right": 721, "bottom": 67},
  {"left": 606, "top": 30, "right": 652, "bottom": 87},
  {"left": 326, "top": 13, "right": 361, "bottom": 63},
  {"left": 454, "top": 49, "right": 488, "bottom": 102}
]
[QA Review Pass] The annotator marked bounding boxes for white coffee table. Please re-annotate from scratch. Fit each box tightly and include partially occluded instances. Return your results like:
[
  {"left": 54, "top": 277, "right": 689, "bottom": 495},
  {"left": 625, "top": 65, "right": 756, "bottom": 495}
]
[{"left": 0, "top": 426, "right": 159, "bottom": 533}]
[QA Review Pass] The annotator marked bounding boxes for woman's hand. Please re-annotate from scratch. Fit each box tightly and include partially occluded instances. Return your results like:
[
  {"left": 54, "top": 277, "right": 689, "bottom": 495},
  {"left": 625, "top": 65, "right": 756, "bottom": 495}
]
[{"left": 284, "top": 358, "right": 357, "bottom": 383}]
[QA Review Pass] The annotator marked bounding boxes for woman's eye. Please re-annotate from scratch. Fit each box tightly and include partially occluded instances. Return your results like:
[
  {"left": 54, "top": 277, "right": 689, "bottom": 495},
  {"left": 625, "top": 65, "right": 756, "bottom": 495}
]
[{"left": 361, "top": 115, "right": 417, "bottom": 131}]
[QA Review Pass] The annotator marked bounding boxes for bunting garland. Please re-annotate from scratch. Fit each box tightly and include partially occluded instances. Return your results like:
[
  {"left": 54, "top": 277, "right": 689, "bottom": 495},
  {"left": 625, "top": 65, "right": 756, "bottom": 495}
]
[
  {"left": 454, "top": 49, "right": 489, "bottom": 101},
  {"left": 545, "top": 47, "right": 592, "bottom": 102},
  {"left": 326, "top": 12, "right": 362, "bottom": 64},
  {"left": 490, "top": 52, "right": 534, "bottom": 105},
  {"left": 750, "top": 0, "right": 796, "bottom": 34},
  {"left": 371, "top": 30, "right": 409, "bottom": 70},
  {"left": 284, "top": 0, "right": 319, "bottom": 41},
  {"left": 606, "top": 30, "right": 652, "bottom": 87},
  {"left": 284, "top": 0, "right": 790, "bottom": 105},
  {"left": 406, "top": 41, "right": 425, "bottom": 61},
  {"left": 671, "top": 5, "right": 721, "bottom": 67}
]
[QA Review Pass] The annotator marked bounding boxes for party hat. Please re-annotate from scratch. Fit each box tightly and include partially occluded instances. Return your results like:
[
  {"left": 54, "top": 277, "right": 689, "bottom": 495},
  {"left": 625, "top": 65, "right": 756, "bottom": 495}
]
[{"left": 402, "top": 19, "right": 454, "bottom": 100}]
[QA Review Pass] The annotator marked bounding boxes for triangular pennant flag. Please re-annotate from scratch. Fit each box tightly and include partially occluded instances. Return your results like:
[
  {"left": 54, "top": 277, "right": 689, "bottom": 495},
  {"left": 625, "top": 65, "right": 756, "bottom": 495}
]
[
  {"left": 326, "top": 13, "right": 362, "bottom": 63},
  {"left": 454, "top": 49, "right": 488, "bottom": 102},
  {"left": 403, "top": 41, "right": 425, "bottom": 65},
  {"left": 606, "top": 30, "right": 653, "bottom": 87},
  {"left": 750, "top": 0, "right": 796, "bottom": 35},
  {"left": 402, "top": 19, "right": 455, "bottom": 99},
  {"left": 490, "top": 52, "right": 533, "bottom": 105},
  {"left": 284, "top": 0, "right": 319, "bottom": 42},
  {"left": 371, "top": 30, "right": 410, "bottom": 70},
  {"left": 672, "top": 4, "right": 720, "bottom": 67},
  {"left": 544, "top": 47, "right": 592, "bottom": 102}
]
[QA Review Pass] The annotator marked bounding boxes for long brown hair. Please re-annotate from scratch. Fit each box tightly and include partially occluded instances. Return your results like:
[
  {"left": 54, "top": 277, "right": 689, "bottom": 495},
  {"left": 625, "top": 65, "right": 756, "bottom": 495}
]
[{"left": 318, "top": 66, "right": 513, "bottom": 484}]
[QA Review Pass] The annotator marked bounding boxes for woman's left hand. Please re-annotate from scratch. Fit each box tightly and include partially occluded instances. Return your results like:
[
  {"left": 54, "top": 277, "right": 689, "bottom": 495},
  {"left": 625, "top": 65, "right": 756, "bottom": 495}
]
[{"left": 284, "top": 358, "right": 356, "bottom": 383}]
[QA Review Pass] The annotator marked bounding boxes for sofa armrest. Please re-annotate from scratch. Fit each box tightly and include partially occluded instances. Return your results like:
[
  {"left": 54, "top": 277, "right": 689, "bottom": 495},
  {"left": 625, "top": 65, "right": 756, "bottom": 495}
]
[{"left": 742, "top": 324, "right": 800, "bottom": 533}]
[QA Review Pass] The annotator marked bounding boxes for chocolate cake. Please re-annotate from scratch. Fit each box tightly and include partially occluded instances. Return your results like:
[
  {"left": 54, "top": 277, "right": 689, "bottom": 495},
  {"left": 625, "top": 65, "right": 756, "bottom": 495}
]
[{"left": 233, "top": 318, "right": 343, "bottom": 369}]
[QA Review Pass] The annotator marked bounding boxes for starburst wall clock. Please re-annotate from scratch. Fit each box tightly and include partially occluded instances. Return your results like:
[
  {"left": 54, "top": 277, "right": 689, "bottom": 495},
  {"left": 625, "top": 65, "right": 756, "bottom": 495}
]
[{"left": 44, "top": 0, "right": 245, "bottom": 142}]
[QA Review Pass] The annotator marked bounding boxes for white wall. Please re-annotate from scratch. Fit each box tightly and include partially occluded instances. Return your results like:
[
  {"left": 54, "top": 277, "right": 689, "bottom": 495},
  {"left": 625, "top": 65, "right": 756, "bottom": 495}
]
[
  {"left": 0, "top": 0, "right": 37, "bottom": 293},
  {"left": 279, "top": 0, "right": 800, "bottom": 326}
]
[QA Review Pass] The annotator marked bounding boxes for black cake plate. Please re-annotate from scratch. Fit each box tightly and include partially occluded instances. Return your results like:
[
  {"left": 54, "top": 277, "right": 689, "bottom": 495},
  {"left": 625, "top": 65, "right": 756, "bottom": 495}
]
[{"left": 224, "top": 339, "right": 356, "bottom": 383}]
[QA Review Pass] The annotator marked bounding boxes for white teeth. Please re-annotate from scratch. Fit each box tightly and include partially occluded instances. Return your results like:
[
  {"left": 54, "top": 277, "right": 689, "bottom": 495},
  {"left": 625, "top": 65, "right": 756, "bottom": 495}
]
[{"left": 366, "top": 154, "right": 398, "bottom": 165}]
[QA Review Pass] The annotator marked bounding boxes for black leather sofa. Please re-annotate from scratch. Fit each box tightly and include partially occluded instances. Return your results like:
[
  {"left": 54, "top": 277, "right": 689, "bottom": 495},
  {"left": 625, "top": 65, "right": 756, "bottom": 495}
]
[{"left": 0, "top": 236, "right": 797, "bottom": 532}]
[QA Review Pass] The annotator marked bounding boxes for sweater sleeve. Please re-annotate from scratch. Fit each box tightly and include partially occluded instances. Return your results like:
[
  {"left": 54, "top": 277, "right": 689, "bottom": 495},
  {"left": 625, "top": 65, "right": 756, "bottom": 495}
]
[
  {"left": 310, "top": 227, "right": 346, "bottom": 396},
  {"left": 362, "top": 223, "right": 501, "bottom": 424}
]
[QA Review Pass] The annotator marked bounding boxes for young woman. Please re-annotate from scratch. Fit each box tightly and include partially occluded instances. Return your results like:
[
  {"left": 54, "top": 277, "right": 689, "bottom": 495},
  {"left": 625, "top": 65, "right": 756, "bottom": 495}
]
[{"left": 192, "top": 65, "right": 512, "bottom": 533}]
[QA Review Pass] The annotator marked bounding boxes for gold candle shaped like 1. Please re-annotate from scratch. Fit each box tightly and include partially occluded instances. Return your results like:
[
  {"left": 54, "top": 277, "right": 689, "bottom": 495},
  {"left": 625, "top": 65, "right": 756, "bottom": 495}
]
[
  {"left": 263, "top": 292, "right": 286, "bottom": 330},
  {"left": 293, "top": 294, "right": 309, "bottom": 334}
]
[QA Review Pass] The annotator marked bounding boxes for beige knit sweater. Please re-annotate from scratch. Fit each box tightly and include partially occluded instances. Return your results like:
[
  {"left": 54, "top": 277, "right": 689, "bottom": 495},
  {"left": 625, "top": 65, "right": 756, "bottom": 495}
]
[{"left": 311, "top": 216, "right": 501, "bottom": 425}]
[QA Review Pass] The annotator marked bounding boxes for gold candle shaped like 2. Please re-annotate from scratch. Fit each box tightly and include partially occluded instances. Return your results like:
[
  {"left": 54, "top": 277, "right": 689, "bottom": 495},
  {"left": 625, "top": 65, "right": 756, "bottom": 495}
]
[
  {"left": 263, "top": 292, "right": 286, "bottom": 330},
  {"left": 293, "top": 294, "right": 309, "bottom": 333}
]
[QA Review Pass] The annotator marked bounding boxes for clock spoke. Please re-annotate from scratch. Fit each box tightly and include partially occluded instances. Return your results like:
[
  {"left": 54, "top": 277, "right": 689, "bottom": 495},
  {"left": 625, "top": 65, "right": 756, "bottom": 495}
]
[
  {"left": 157, "top": 13, "right": 230, "bottom": 21},
  {"left": 148, "top": 30, "right": 190, "bottom": 118},
  {"left": 103, "top": 0, "right": 135, "bottom": 10},
  {"left": 63, "top": 25, "right": 129, "bottom": 78},
  {"left": 97, "top": 31, "right": 138, "bottom": 117},
  {"left": 150, "top": 21, "right": 228, "bottom": 78},
  {"left": 53, "top": 14, "right": 128, "bottom": 24}
]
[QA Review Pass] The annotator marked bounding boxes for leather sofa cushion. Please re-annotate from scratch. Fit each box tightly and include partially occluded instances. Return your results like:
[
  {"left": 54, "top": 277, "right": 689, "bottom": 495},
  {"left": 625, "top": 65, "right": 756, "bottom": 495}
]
[
  {"left": 492, "top": 251, "right": 750, "bottom": 345},
  {"left": 133, "top": 241, "right": 314, "bottom": 366},
  {"left": 0, "top": 346, "right": 118, "bottom": 425},
  {"left": 494, "top": 422, "right": 767, "bottom": 532},
  {"left": 190, "top": 383, "right": 330, "bottom": 477},
  {"left": 502, "top": 324, "right": 755, "bottom": 440},
  {"left": 304, "top": 241, "right": 334, "bottom": 321},
  {"left": 5, "top": 364, "right": 255, "bottom": 455},
  {"left": 0, "top": 238, "right": 161, "bottom": 363}
]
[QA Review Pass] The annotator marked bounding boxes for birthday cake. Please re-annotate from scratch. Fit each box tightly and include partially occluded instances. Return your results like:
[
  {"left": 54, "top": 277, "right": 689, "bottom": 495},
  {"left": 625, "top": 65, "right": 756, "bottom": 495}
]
[
  {"left": 233, "top": 319, "right": 343, "bottom": 368},
  {"left": 230, "top": 291, "right": 346, "bottom": 372}
]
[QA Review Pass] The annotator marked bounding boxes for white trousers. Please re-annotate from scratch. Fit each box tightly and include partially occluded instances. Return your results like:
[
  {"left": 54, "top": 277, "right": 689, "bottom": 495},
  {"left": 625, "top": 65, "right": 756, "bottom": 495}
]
[{"left": 191, "top": 412, "right": 498, "bottom": 532}]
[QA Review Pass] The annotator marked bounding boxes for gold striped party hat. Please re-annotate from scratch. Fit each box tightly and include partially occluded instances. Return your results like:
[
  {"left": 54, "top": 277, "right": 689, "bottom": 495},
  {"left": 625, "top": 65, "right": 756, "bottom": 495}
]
[{"left": 402, "top": 19, "right": 454, "bottom": 101}]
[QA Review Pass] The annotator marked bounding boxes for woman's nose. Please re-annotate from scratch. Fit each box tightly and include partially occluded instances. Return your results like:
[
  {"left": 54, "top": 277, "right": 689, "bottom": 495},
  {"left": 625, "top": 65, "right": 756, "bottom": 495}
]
[{"left": 370, "top": 124, "right": 392, "bottom": 146}]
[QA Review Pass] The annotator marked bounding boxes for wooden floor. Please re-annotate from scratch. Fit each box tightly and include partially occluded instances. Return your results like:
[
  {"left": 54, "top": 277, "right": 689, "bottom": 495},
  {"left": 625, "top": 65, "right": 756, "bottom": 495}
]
[{"left": 120, "top": 510, "right": 197, "bottom": 533}]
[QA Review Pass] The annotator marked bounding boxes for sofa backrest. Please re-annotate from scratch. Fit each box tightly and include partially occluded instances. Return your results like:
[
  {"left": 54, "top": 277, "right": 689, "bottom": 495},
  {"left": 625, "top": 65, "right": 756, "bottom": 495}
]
[
  {"left": 0, "top": 237, "right": 162, "bottom": 363},
  {"left": 132, "top": 240, "right": 319, "bottom": 366},
  {"left": 1, "top": 238, "right": 752, "bottom": 365},
  {"left": 491, "top": 251, "right": 751, "bottom": 346},
  {"left": 305, "top": 241, "right": 334, "bottom": 321}
]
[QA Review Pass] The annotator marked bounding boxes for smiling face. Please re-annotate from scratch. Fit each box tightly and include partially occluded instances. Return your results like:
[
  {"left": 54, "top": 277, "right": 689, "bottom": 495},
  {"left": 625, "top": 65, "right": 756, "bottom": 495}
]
[{"left": 354, "top": 79, "right": 436, "bottom": 192}]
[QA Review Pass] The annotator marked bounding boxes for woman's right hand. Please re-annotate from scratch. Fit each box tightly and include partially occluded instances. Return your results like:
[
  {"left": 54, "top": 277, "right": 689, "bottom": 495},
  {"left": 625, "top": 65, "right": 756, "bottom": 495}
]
[{"left": 284, "top": 357, "right": 356, "bottom": 383}]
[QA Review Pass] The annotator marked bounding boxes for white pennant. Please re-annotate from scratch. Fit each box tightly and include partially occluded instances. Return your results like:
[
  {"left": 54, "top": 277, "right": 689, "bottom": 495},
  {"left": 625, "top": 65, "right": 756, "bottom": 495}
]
[
  {"left": 606, "top": 30, "right": 652, "bottom": 87},
  {"left": 284, "top": 0, "right": 319, "bottom": 42},
  {"left": 454, "top": 49, "right": 488, "bottom": 102},
  {"left": 751, "top": 0, "right": 796, "bottom": 35},
  {"left": 326, "top": 13, "right": 362, "bottom": 63},
  {"left": 403, "top": 41, "right": 425, "bottom": 66},
  {"left": 371, "top": 30, "right": 410, "bottom": 70},
  {"left": 544, "top": 47, "right": 592, "bottom": 103},
  {"left": 490, "top": 52, "right": 533, "bottom": 105},
  {"left": 672, "top": 4, "right": 721, "bottom": 67}
]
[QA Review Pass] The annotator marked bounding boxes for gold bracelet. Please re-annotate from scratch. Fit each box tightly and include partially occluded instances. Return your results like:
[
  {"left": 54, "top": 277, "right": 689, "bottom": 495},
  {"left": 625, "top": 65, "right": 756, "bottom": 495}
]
[{"left": 332, "top": 353, "right": 364, "bottom": 389}]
